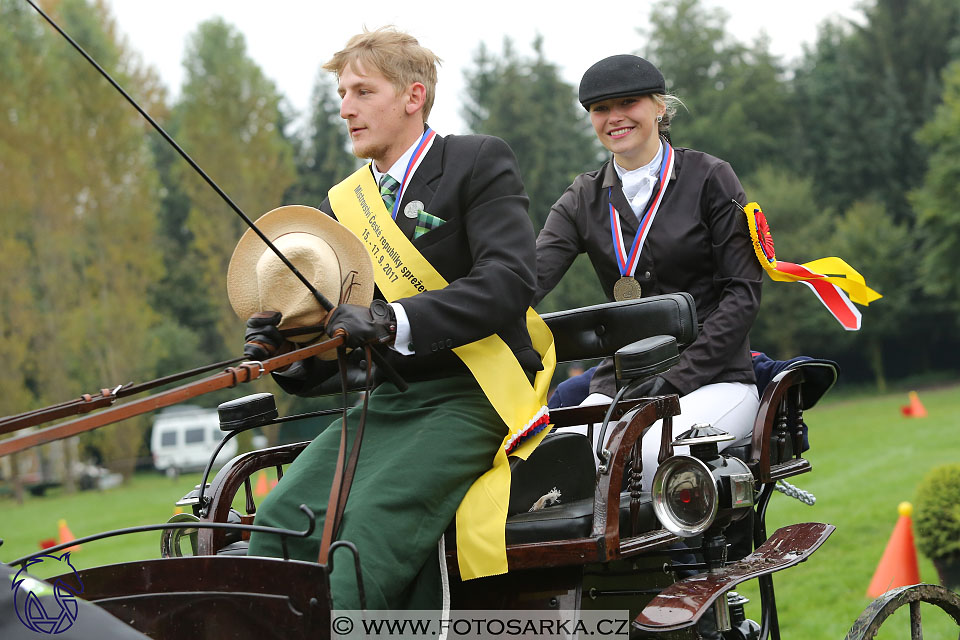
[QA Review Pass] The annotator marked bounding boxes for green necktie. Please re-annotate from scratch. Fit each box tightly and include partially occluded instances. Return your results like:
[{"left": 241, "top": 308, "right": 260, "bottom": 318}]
[{"left": 380, "top": 174, "right": 400, "bottom": 214}]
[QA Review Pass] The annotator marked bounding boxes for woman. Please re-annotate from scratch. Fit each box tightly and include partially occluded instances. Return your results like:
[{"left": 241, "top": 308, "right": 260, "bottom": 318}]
[{"left": 536, "top": 54, "right": 762, "bottom": 491}]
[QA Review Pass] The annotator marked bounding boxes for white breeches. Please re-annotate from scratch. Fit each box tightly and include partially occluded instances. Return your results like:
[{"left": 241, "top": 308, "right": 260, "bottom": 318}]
[{"left": 558, "top": 382, "right": 760, "bottom": 492}]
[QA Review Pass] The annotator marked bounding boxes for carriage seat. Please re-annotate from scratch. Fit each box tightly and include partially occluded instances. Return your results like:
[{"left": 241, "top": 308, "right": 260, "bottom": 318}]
[
  {"left": 503, "top": 431, "right": 657, "bottom": 544},
  {"left": 214, "top": 431, "right": 657, "bottom": 555}
]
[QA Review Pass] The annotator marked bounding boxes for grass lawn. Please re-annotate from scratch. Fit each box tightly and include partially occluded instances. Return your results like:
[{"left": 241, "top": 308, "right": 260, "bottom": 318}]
[
  {"left": 2, "top": 383, "right": 959, "bottom": 638},
  {"left": 737, "top": 382, "right": 960, "bottom": 638},
  {"left": 0, "top": 470, "right": 215, "bottom": 578}
]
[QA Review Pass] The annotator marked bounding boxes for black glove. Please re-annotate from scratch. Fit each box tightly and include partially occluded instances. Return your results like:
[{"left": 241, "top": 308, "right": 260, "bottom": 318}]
[
  {"left": 244, "top": 311, "right": 289, "bottom": 360},
  {"left": 324, "top": 300, "right": 397, "bottom": 349},
  {"left": 628, "top": 375, "right": 680, "bottom": 398}
]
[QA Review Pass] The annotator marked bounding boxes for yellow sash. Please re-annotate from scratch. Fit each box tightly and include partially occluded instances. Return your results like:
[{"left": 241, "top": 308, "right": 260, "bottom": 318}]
[{"left": 328, "top": 166, "right": 556, "bottom": 579}]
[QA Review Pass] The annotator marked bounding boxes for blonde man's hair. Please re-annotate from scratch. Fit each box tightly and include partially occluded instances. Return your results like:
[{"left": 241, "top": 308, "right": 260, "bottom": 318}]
[{"left": 323, "top": 27, "right": 441, "bottom": 121}]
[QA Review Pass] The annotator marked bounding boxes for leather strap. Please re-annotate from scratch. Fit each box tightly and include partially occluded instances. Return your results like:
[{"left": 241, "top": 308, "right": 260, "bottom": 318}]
[
  {"left": 318, "top": 345, "right": 374, "bottom": 566},
  {"left": 318, "top": 347, "right": 351, "bottom": 566}
]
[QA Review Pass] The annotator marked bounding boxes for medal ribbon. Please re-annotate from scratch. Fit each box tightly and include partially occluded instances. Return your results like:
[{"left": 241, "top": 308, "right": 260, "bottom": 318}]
[
  {"left": 389, "top": 127, "right": 436, "bottom": 220},
  {"left": 329, "top": 165, "right": 556, "bottom": 581},
  {"left": 609, "top": 142, "right": 674, "bottom": 277},
  {"left": 741, "top": 201, "right": 882, "bottom": 331}
]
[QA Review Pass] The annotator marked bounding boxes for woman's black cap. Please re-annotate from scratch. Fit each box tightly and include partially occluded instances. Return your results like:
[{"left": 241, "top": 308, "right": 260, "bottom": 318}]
[{"left": 578, "top": 54, "right": 666, "bottom": 110}]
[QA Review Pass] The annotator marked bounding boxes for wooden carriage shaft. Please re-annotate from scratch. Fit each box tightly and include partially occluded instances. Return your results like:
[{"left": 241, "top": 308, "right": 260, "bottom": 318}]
[{"left": 0, "top": 337, "right": 343, "bottom": 458}]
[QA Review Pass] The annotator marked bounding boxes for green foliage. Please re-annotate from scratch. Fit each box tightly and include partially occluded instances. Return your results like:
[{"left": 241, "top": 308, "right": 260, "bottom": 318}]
[
  {"left": 914, "top": 464, "right": 960, "bottom": 561},
  {"left": 744, "top": 167, "right": 844, "bottom": 357},
  {"left": 462, "top": 37, "right": 605, "bottom": 313},
  {"left": 0, "top": 0, "right": 166, "bottom": 477},
  {"left": 643, "top": 0, "right": 796, "bottom": 177},
  {"left": 793, "top": 0, "right": 960, "bottom": 220},
  {"left": 827, "top": 200, "right": 919, "bottom": 391},
  {"left": 912, "top": 61, "right": 960, "bottom": 319},
  {"left": 285, "top": 72, "right": 357, "bottom": 206},
  {"left": 462, "top": 37, "right": 603, "bottom": 232},
  {"left": 167, "top": 18, "right": 296, "bottom": 358}
]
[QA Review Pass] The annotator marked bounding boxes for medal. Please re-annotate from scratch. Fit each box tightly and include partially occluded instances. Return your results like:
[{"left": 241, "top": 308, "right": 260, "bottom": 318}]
[
  {"left": 609, "top": 142, "right": 674, "bottom": 299},
  {"left": 613, "top": 276, "right": 642, "bottom": 301},
  {"left": 404, "top": 200, "right": 423, "bottom": 219}
]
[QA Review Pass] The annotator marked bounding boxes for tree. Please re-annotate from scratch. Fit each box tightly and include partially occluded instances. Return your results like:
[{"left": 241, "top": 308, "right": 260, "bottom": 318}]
[
  {"left": 285, "top": 72, "right": 356, "bottom": 206},
  {"left": 828, "top": 200, "right": 919, "bottom": 391},
  {"left": 463, "top": 37, "right": 603, "bottom": 231},
  {"left": 793, "top": 0, "right": 960, "bottom": 220},
  {"left": 0, "top": 0, "right": 167, "bottom": 478},
  {"left": 643, "top": 0, "right": 797, "bottom": 178},
  {"left": 167, "top": 19, "right": 296, "bottom": 358},
  {"left": 912, "top": 61, "right": 960, "bottom": 323},
  {"left": 744, "top": 167, "right": 846, "bottom": 359},
  {"left": 462, "top": 37, "right": 606, "bottom": 313}
]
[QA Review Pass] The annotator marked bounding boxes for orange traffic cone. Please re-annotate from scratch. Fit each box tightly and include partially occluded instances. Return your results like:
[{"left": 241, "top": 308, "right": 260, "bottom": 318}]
[
  {"left": 57, "top": 518, "right": 81, "bottom": 552},
  {"left": 867, "top": 502, "right": 921, "bottom": 597},
  {"left": 900, "top": 391, "right": 928, "bottom": 418},
  {"left": 254, "top": 471, "right": 269, "bottom": 497}
]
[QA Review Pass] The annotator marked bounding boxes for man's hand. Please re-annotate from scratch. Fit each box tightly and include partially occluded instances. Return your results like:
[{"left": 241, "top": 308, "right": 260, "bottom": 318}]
[
  {"left": 244, "top": 311, "right": 291, "bottom": 360},
  {"left": 325, "top": 300, "right": 397, "bottom": 349},
  {"left": 628, "top": 375, "right": 680, "bottom": 398}
]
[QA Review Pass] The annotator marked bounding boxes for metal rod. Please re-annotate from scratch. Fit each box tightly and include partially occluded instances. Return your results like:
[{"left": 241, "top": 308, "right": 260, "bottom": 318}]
[
  {"left": 23, "top": 0, "right": 334, "bottom": 312},
  {"left": 6, "top": 504, "right": 316, "bottom": 567}
]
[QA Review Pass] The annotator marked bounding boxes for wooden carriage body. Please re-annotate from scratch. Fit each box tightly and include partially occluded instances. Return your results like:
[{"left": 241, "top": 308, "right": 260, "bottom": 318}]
[{"left": 34, "top": 295, "right": 852, "bottom": 639}]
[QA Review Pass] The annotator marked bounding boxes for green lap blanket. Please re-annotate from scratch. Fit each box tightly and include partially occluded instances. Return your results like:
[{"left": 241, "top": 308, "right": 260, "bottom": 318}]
[{"left": 248, "top": 374, "right": 507, "bottom": 609}]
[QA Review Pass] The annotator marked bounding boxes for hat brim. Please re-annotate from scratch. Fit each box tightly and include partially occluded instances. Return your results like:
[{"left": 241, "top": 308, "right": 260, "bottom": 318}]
[
  {"left": 227, "top": 205, "right": 374, "bottom": 331},
  {"left": 580, "top": 87, "right": 665, "bottom": 110}
]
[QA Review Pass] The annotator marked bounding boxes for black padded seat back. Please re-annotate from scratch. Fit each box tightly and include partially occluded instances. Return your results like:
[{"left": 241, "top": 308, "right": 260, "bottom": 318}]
[
  {"left": 507, "top": 432, "right": 595, "bottom": 516},
  {"left": 787, "top": 359, "right": 839, "bottom": 409},
  {"left": 541, "top": 294, "right": 698, "bottom": 364}
]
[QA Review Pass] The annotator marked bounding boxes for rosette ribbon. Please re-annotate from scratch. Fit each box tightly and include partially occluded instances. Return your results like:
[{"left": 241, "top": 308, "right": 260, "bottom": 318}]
[{"left": 741, "top": 202, "right": 882, "bottom": 331}]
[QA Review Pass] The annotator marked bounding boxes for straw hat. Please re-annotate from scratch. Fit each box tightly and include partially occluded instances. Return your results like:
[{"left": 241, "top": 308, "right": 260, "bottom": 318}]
[{"left": 227, "top": 205, "right": 374, "bottom": 349}]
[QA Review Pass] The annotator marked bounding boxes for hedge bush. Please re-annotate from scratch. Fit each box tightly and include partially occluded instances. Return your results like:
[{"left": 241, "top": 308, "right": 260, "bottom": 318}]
[{"left": 914, "top": 464, "right": 960, "bottom": 561}]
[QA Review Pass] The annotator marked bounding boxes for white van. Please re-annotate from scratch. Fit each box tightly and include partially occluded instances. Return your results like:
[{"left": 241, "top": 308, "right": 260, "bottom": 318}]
[{"left": 150, "top": 405, "right": 237, "bottom": 474}]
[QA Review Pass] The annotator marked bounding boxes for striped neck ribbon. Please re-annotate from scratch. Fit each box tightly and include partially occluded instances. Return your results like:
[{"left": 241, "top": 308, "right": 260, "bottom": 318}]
[
  {"left": 388, "top": 127, "right": 436, "bottom": 220},
  {"left": 609, "top": 142, "right": 674, "bottom": 277}
]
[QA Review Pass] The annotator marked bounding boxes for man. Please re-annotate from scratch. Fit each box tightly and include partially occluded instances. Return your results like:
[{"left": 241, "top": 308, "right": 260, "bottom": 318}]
[{"left": 240, "top": 28, "right": 547, "bottom": 610}]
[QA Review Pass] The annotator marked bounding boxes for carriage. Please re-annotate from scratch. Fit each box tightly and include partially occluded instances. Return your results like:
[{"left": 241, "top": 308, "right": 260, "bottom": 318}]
[
  {"left": 6, "top": 294, "right": 959, "bottom": 639},
  {"left": 5, "top": 3, "right": 960, "bottom": 636}
]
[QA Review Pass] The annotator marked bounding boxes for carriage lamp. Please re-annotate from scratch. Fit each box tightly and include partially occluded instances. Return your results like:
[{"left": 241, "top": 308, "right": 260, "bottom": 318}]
[
  {"left": 651, "top": 455, "right": 718, "bottom": 537},
  {"left": 674, "top": 423, "right": 755, "bottom": 513},
  {"left": 652, "top": 424, "right": 756, "bottom": 537}
]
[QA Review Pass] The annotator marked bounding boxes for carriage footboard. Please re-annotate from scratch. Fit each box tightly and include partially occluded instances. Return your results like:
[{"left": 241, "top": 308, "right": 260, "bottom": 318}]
[{"left": 632, "top": 522, "right": 835, "bottom": 633}]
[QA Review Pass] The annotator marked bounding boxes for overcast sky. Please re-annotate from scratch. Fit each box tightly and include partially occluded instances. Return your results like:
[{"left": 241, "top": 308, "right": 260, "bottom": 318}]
[{"left": 101, "top": 1, "right": 865, "bottom": 134}]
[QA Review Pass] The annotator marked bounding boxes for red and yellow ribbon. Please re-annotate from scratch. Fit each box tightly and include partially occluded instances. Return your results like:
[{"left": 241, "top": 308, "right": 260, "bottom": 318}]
[{"left": 741, "top": 202, "right": 882, "bottom": 331}]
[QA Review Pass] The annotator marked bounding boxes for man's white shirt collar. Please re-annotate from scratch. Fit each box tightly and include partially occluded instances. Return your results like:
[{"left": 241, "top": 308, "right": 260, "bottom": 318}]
[
  {"left": 371, "top": 130, "right": 437, "bottom": 187},
  {"left": 370, "top": 128, "right": 437, "bottom": 358}
]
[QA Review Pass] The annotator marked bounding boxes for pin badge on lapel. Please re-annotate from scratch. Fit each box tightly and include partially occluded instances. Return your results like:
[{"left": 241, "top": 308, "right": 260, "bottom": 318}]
[{"left": 404, "top": 200, "right": 424, "bottom": 219}]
